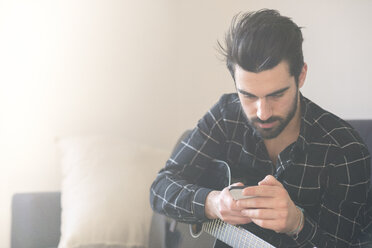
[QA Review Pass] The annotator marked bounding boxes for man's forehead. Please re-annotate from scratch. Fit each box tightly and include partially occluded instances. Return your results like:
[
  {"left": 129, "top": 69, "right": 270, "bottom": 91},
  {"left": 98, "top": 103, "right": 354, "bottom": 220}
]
[{"left": 234, "top": 61, "right": 294, "bottom": 96}]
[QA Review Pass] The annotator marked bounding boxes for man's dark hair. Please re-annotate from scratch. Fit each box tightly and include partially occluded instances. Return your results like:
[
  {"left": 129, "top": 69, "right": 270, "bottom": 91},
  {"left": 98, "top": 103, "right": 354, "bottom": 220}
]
[{"left": 219, "top": 9, "right": 304, "bottom": 85}]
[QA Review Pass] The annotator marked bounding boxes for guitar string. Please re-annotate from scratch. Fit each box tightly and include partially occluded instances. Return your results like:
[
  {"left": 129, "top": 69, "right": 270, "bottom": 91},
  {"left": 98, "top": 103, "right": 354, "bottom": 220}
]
[
  {"left": 225, "top": 220, "right": 252, "bottom": 248},
  {"left": 211, "top": 220, "right": 250, "bottom": 247},
  {"left": 207, "top": 220, "right": 253, "bottom": 247},
  {"left": 222, "top": 220, "right": 254, "bottom": 247},
  {"left": 204, "top": 219, "right": 274, "bottom": 248}
]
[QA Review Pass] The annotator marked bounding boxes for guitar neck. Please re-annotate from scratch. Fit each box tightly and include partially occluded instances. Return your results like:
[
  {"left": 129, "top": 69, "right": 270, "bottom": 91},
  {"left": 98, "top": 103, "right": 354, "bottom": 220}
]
[{"left": 202, "top": 219, "right": 275, "bottom": 248}]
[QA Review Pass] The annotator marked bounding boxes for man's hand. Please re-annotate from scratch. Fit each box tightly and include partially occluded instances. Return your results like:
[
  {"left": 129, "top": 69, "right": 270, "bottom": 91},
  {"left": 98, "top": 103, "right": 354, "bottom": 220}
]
[
  {"left": 238, "top": 175, "right": 303, "bottom": 234},
  {"left": 205, "top": 182, "right": 252, "bottom": 225}
]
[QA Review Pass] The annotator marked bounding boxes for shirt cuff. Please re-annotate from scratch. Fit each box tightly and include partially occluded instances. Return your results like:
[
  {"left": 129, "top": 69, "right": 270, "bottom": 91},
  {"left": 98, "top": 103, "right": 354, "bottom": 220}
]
[
  {"left": 293, "top": 211, "right": 317, "bottom": 244},
  {"left": 193, "top": 187, "right": 213, "bottom": 221}
]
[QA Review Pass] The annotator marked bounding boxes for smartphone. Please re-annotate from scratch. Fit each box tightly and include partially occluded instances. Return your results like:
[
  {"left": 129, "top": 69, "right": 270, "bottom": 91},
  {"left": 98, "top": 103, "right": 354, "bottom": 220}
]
[{"left": 229, "top": 186, "right": 256, "bottom": 200}]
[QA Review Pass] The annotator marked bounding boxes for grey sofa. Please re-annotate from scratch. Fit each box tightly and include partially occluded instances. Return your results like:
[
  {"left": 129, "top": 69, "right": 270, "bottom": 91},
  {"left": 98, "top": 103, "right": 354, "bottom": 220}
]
[{"left": 11, "top": 120, "right": 372, "bottom": 248}]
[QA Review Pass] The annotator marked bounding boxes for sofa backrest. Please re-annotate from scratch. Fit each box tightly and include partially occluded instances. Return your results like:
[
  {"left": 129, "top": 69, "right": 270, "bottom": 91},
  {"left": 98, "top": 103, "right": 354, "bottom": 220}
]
[
  {"left": 347, "top": 120, "right": 372, "bottom": 188},
  {"left": 11, "top": 192, "right": 61, "bottom": 248}
]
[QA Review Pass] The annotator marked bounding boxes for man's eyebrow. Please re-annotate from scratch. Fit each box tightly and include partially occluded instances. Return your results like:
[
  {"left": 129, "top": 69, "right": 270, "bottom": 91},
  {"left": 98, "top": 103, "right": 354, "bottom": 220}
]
[
  {"left": 237, "top": 86, "right": 290, "bottom": 98},
  {"left": 267, "top": 86, "right": 290, "bottom": 96},
  {"left": 237, "top": 88, "right": 257, "bottom": 97}
]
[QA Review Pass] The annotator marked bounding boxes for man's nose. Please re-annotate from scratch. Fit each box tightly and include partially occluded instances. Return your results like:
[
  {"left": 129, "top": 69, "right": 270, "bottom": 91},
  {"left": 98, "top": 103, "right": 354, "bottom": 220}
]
[{"left": 256, "top": 98, "right": 272, "bottom": 121}]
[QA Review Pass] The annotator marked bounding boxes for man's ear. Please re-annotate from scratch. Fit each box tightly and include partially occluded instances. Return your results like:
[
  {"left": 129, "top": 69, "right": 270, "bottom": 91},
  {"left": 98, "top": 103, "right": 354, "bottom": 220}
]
[{"left": 298, "top": 63, "right": 307, "bottom": 89}]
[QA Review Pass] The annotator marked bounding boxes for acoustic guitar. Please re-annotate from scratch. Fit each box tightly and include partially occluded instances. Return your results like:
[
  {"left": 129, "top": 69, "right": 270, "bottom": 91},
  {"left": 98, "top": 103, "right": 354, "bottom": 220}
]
[
  {"left": 149, "top": 212, "right": 275, "bottom": 248},
  {"left": 149, "top": 159, "right": 276, "bottom": 248}
]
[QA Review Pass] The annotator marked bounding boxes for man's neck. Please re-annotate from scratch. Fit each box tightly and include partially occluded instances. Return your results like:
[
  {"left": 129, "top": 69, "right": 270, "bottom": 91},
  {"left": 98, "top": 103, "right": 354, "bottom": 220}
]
[{"left": 264, "top": 103, "right": 302, "bottom": 164}]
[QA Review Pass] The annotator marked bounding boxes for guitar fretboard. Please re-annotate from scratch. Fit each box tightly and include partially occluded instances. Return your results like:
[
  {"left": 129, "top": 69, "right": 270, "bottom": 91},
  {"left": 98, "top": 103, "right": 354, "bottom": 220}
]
[{"left": 202, "top": 219, "right": 275, "bottom": 248}]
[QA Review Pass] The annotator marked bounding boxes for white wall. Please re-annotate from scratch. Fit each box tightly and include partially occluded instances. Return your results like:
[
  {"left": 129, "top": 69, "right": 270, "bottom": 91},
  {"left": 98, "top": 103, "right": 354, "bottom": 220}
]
[
  {"left": 172, "top": 0, "right": 372, "bottom": 125},
  {"left": 0, "top": 0, "right": 178, "bottom": 246},
  {"left": 0, "top": 0, "right": 371, "bottom": 247}
]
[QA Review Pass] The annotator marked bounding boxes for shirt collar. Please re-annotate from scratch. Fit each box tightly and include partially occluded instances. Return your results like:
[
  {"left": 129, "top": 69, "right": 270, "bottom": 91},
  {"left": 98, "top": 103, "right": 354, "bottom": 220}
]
[{"left": 295, "top": 93, "right": 316, "bottom": 152}]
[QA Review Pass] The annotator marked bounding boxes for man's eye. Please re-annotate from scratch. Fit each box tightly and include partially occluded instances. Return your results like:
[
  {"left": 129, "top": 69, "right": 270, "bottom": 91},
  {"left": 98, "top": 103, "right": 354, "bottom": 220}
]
[
  {"left": 244, "top": 95, "right": 257, "bottom": 100},
  {"left": 271, "top": 93, "right": 284, "bottom": 98}
]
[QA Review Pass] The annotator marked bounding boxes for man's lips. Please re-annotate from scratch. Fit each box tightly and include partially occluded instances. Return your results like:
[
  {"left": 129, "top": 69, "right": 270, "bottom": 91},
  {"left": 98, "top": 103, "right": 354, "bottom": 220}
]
[{"left": 256, "top": 120, "right": 278, "bottom": 129}]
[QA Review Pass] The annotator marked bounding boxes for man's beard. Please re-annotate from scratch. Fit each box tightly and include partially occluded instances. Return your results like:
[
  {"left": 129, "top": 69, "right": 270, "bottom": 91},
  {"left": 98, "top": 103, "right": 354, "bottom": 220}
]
[{"left": 248, "top": 92, "right": 299, "bottom": 140}]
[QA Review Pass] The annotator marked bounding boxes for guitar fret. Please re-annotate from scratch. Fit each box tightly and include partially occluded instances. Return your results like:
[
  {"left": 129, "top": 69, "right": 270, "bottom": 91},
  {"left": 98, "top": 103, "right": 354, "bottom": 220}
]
[
  {"left": 231, "top": 224, "right": 237, "bottom": 247},
  {"left": 222, "top": 221, "right": 227, "bottom": 244},
  {"left": 223, "top": 222, "right": 230, "bottom": 245},
  {"left": 222, "top": 222, "right": 227, "bottom": 244},
  {"left": 238, "top": 227, "right": 243, "bottom": 248},
  {"left": 231, "top": 224, "right": 236, "bottom": 246},
  {"left": 235, "top": 227, "right": 240, "bottom": 248},
  {"left": 237, "top": 227, "right": 245, "bottom": 248},
  {"left": 239, "top": 226, "right": 251, "bottom": 248},
  {"left": 208, "top": 221, "right": 213, "bottom": 238},
  {"left": 226, "top": 222, "right": 235, "bottom": 245},
  {"left": 244, "top": 227, "right": 250, "bottom": 248},
  {"left": 227, "top": 222, "right": 231, "bottom": 245},
  {"left": 221, "top": 221, "right": 228, "bottom": 244},
  {"left": 212, "top": 220, "right": 217, "bottom": 237},
  {"left": 212, "top": 220, "right": 218, "bottom": 237}
]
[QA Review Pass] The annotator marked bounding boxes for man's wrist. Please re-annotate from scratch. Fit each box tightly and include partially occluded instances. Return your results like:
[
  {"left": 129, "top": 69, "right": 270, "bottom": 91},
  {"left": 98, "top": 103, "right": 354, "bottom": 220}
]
[
  {"left": 205, "top": 190, "right": 219, "bottom": 219},
  {"left": 287, "top": 205, "right": 304, "bottom": 238}
]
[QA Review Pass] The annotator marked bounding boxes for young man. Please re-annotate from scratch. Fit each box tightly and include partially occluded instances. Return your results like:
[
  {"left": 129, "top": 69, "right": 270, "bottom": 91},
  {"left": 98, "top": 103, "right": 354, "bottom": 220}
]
[{"left": 150, "top": 9, "right": 371, "bottom": 247}]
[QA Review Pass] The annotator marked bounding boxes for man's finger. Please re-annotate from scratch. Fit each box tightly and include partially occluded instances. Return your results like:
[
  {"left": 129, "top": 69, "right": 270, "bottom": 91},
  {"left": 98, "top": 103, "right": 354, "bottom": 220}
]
[
  {"left": 229, "top": 182, "right": 244, "bottom": 188},
  {"left": 250, "top": 218, "right": 283, "bottom": 232},
  {"left": 236, "top": 196, "right": 277, "bottom": 209},
  {"left": 258, "top": 175, "right": 283, "bottom": 187},
  {"left": 241, "top": 208, "right": 284, "bottom": 220},
  {"left": 222, "top": 215, "right": 252, "bottom": 225},
  {"left": 242, "top": 185, "right": 278, "bottom": 197}
]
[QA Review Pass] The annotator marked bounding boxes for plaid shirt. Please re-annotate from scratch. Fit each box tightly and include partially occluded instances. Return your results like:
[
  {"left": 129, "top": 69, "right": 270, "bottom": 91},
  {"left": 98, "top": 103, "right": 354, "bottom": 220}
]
[{"left": 150, "top": 93, "right": 371, "bottom": 247}]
